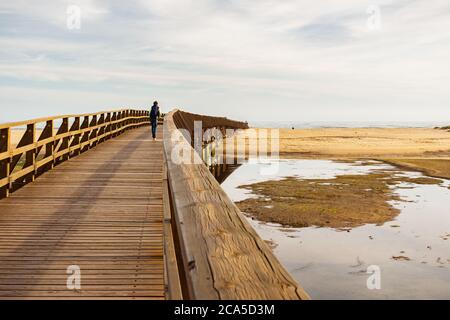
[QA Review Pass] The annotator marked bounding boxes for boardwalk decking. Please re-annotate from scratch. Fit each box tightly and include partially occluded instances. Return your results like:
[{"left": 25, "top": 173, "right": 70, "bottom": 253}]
[{"left": 0, "top": 127, "right": 164, "bottom": 299}]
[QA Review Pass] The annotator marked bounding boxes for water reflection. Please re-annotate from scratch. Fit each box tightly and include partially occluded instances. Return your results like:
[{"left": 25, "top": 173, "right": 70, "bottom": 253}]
[{"left": 221, "top": 159, "right": 450, "bottom": 299}]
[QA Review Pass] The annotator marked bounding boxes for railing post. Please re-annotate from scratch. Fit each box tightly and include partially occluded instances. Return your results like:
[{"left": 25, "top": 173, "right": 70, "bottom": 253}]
[
  {"left": 36, "top": 120, "right": 54, "bottom": 176},
  {"left": 54, "top": 118, "right": 69, "bottom": 165},
  {"left": 125, "top": 110, "right": 130, "bottom": 132},
  {"left": 117, "top": 111, "right": 123, "bottom": 135},
  {"left": 144, "top": 110, "right": 148, "bottom": 126},
  {"left": 129, "top": 110, "right": 133, "bottom": 129},
  {"left": 128, "top": 110, "right": 132, "bottom": 129},
  {"left": 220, "top": 126, "right": 226, "bottom": 175},
  {"left": 69, "top": 117, "right": 80, "bottom": 157},
  {"left": 97, "top": 113, "right": 105, "bottom": 144},
  {"left": 0, "top": 128, "right": 10, "bottom": 198},
  {"left": 104, "top": 112, "right": 111, "bottom": 141},
  {"left": 89, "top": 115, "right": 98, "bottom": 148},
  {"left": 24, "top": 124, "right": 36, "bottom": 183},
  {"left": 79, "top": 116, "right": 89, "bottom": 153},
  {"left": 46, "top": 120, "right": 54, "bottom": 161},
  {"left": 121, "top": 110, "right": 125, "bottom": 134},
  {"left": 131, "top": 110, "right": 134, "bottom": 128},
  {"left": 114, "top": 111, "right": 118, "bottom": 132}
]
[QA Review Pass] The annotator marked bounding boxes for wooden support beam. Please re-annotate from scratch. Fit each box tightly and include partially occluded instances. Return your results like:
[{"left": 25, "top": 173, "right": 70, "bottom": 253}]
[
  {"left": 80, "top": 116, "right": 90, "bottom": 153},
  {"left": 88, "top": 115, "right": 98, "bottom": 148},
  {"left": 104, "top": 112, "right": 111, "bottom": 141},
  {"left": 69, "top": 117, "right": 81, "bottom": 157},
  {"left": 163, "top": 158, "right": 183, "bottom": 300},
  {"left": 55, "top": 118, "right": 69, "bottom": 164},
  {"left": 111, "top": 112, "right": 117, "bottom": 138},
  {"left": 36, "top": 120, "right": 54, "bottom": 176},
  {"left": 0, "top": 128, "right": 10, "bottom": 197}
]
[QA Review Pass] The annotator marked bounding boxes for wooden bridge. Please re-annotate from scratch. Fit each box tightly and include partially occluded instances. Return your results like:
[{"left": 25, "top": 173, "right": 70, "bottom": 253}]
[{"left": 0, "top": 109, "right": 309, "bottom": 300}]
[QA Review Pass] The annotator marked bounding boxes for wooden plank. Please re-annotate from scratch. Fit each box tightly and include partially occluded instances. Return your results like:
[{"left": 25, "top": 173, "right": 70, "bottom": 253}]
[
  {"left": 0, "top": 125, "right": 165, "bottom": 300},
  {"left": 0, "top": 291, "right": 164, "bottom": 298},
  {"left": 162, "top": 158, "right": 183, "bottom": 300},
  {"left": 164, "top": 110, "right": 310, "bottom": 300}
]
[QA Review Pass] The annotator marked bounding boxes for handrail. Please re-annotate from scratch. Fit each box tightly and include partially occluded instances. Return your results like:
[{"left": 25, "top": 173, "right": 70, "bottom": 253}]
[
  {"left": 0, "top": 108, "right": 142, "bottom": 129},
  {"left": 163, "top": 109, "right": 309, "bottom": 300},
  {"left": 0, "top": 109, "right": 149, "bottom": 198},
  {"left": 163, "top": 150, "right": 184, "bottom": 300}
]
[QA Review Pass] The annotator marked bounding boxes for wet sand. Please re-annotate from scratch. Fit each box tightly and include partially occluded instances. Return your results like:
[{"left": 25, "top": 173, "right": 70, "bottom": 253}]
[
  {"left": 221, "top": 159, "right": 450, "bottom": 299},
  {"left": 233, "top": 127, "right": 450, "bottom": 228},
  {"left": 236, "top": 170, "right": 443, "bottom": 229},
  {"left": 237, "top": 127, "right": 450, "bottom": 181},
  {"left": 225, "top": 127, "right": 450, "bottom": 298},
  {"left": 381, "top": 158, "right": 450, "bottom": 180}
]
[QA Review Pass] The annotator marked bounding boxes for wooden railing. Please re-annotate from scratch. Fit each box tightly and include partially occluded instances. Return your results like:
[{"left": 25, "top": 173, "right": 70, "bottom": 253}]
[
  {"left": 0, "top": 109, "right": 149, "bottom": 198},
  {"left": 163, "top": 110, "right": 310, "bottom": 300}
]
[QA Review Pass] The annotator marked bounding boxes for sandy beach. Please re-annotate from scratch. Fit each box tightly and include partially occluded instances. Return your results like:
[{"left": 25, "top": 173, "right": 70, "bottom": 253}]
[
  {"left": 9, "top": 126, "right": 450, "bottom": 155},
  {"left": 8, "top": 126, "right": 450, "bottom": 178},
  {"left": 242, "top": 127, "right": 450, "bottom": 158},
  {"left": 236, "top": 127, "right": 450, "bottom": 179},
  {"left": 232, "top": 126, "right": 450, "bottom": 229},
  {"left": 9, "top": 129, "right": 45, "bottom": 148}
]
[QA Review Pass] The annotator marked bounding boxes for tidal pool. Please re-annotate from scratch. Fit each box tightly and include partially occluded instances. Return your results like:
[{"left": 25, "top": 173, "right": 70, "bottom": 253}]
[{"left": 221, "top": 159, "right": 450, "bottom": 300}]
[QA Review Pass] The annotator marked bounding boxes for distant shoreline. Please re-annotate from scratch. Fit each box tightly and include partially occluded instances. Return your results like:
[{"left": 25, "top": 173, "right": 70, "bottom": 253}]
[
  {"left": 248, "top": 121, "right": 450, "bottom": 129},
  {"left": 236, "top": 127, "right": 450, "bottom": 180}
]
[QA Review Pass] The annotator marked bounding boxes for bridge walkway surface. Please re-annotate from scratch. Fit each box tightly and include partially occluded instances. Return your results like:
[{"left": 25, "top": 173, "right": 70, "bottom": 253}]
[{"left": 0, "top": 127, "right": 164, "bottom": 300}]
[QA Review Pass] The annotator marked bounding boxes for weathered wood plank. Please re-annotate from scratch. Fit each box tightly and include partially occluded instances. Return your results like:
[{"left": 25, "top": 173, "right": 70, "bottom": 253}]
[
  {"left": 164, "top": 110, "right": 310, "bottom": 300},
  {"left": 0, "top": 126, "right": 165, "bottom": 300}
]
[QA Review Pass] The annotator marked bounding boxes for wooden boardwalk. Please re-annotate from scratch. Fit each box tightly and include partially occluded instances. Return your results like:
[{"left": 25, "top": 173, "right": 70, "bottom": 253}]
[{"left": 0, "top": 127, "right": 165, "bottom": 299}]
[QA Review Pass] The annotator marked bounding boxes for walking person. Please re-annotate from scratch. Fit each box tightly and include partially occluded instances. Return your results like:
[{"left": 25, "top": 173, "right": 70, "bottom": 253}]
[{"left": 150, "top": 101, "right": 160, "bottom": 141}]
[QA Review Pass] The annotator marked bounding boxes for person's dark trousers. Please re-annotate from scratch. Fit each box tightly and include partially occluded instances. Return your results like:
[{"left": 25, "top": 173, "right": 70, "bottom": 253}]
[{"left": 151, "top": 119, "right": 157, "bottom": 139}]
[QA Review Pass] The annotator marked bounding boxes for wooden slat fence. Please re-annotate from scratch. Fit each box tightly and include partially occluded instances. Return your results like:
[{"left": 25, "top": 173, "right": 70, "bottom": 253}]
[{"left": 0, "top": 110, "right": 149, "bottom": 198}]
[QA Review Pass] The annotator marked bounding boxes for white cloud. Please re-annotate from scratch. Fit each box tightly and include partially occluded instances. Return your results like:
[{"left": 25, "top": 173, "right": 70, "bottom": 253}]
[
  {"left": 0, "top": 0, "right": 108, "bottom": 27},
  {"left": 1, "top": 0, "right": 450, "bottom": 122}
]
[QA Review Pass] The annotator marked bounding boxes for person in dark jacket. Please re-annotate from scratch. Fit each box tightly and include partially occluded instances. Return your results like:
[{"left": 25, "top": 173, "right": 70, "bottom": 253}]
[{"left": 150, "top": 101, "right": 160, "bottom": 140}]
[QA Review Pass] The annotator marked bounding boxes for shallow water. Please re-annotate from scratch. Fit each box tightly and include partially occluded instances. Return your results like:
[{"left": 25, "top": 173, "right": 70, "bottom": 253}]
[{"left": 221, "top": 159, "right": 450, "bottom": 300}]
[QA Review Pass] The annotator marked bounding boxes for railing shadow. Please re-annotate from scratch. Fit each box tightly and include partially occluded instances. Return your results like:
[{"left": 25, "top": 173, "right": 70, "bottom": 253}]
[{"left": 0, "top": 127, "right": 158, "bottom": 296}]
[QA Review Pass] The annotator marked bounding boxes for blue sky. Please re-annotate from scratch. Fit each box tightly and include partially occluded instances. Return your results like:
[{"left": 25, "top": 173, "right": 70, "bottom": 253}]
[{"left": 1, "top": 0, "right": 450, "bottom": 123}]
